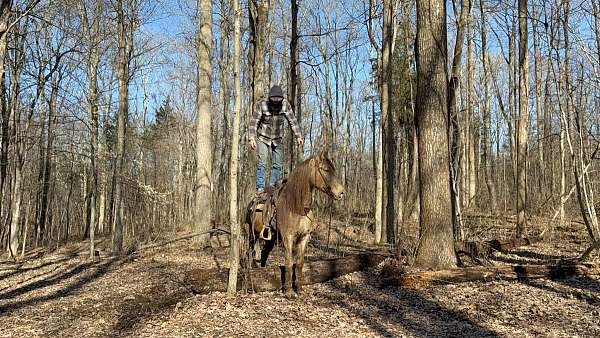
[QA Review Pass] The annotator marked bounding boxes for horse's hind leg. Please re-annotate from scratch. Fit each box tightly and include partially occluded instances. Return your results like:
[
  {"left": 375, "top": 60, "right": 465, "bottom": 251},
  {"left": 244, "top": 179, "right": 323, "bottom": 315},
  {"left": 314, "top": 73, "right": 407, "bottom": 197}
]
[
  {"left": 259, "top": 239, "right": 275, "bottom": 267},
  {"left": 283, "top": 236, "right": 295, "bottom": 297},
  {"left": 294, "top": 234, "right": 310, "bottom": 295}
]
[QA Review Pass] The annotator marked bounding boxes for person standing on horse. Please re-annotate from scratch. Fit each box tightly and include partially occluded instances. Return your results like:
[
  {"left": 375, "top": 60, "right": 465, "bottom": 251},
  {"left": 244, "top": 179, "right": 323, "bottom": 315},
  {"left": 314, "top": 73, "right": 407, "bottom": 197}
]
[{"left": 248, "top": 85, "right": 304, "bottom": 194}]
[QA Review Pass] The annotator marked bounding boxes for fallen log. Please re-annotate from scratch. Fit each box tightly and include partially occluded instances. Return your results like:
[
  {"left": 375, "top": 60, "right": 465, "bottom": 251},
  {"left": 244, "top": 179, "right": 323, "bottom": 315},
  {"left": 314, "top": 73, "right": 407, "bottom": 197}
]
[
  {"left": 184, "top": 253, "right": 385, "bottom": 294},
  {"left": 455, "top": 236, "right": 542, "bottom": 261},
  {"left": 383, "top": 262, "right": 600, "bottom": 288}
]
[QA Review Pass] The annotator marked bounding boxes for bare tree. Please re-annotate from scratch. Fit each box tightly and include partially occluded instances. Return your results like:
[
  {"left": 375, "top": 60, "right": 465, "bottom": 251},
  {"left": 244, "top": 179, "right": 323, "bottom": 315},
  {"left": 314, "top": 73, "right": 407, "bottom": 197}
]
[
  {"left": 195, "top": 0, "right": 214, "bottom": 247},
  {"left": 80, "top": 0, "right": 103, "bottom": 258},
  {"left": 112, "top": 0, "right": 134, "bottom": 253},
  {"left": 480, "top": 0, "right": 498, "bottom": 213},
  {"left": 448, "top": 0, "right": 472, "bottom": 240},
  {"left": 516, "top": 0, "right": 529, "bottom": 238},
  {"left": 414, "top": 0, "right": 457, "bottom": 269},
  {"left": 227, "top": 0, "right": 242, "bottom": 295}
]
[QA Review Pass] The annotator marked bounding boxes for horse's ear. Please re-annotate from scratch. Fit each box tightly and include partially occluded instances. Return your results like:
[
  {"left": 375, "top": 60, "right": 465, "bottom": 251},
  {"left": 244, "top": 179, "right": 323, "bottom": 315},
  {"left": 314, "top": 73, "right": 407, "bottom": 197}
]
[{"left": 317, "top": 149, "right": 326, "bottom": 161}]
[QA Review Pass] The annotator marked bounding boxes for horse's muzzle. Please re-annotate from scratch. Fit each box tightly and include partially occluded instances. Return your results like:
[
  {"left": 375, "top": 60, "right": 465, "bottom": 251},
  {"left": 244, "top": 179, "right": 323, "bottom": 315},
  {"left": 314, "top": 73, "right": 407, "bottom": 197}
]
[{"left": 332, "top": 191, "right": 344, "bottom": 200}]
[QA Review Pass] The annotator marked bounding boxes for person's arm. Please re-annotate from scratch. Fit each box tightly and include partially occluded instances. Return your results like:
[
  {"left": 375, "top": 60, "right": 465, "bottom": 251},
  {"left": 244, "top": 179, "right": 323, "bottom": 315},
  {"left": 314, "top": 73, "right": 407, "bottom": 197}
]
[{"left": 283, "top": 100, "right": 303, "bottom": 140}]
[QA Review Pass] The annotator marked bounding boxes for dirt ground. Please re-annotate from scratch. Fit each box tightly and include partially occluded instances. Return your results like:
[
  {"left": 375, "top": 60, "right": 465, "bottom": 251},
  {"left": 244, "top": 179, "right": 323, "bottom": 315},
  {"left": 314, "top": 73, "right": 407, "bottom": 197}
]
[{"left": 0, "top": 216, "right": 599, "bottom": 337}]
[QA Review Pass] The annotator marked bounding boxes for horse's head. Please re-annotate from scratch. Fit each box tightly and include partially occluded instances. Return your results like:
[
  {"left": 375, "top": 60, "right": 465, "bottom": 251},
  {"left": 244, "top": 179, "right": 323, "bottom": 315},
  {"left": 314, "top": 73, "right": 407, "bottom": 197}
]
[{"left": 309, "top": 151, "right": 345, "bottom": 200}]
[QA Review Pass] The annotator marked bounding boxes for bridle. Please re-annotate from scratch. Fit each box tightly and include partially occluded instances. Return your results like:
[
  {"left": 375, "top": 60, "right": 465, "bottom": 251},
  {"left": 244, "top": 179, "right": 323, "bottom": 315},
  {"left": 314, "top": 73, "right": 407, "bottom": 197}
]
[{"left": 316, "top": 162, "right": 336, "bottom": 199}]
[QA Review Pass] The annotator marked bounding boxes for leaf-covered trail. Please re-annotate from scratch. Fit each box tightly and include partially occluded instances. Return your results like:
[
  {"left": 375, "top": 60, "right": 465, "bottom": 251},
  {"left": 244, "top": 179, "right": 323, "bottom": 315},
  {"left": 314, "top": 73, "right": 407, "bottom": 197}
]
[{"left": 0, "top": 223, "right": 599, "bottom": 337}]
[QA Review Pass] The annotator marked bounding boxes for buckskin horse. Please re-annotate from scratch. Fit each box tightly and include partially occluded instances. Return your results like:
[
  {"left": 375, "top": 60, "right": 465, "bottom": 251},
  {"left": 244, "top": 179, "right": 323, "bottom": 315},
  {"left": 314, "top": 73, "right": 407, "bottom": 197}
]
[{"left": 244, "top": 151, "right": 345, "bottom": 296}]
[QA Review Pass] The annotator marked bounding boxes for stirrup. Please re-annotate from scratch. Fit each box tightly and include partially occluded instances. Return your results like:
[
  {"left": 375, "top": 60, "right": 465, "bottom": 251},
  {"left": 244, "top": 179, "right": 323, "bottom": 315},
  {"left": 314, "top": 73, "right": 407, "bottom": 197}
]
[{"left": 260, "top": 227, "right": 272, "bottom": 241}]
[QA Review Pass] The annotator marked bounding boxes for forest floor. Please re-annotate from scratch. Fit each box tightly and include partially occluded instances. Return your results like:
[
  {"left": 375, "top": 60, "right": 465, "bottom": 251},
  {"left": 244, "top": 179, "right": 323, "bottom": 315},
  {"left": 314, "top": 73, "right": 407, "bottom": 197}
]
[{"left": 0, "top": 214, "right": 599, "bottom": 337}]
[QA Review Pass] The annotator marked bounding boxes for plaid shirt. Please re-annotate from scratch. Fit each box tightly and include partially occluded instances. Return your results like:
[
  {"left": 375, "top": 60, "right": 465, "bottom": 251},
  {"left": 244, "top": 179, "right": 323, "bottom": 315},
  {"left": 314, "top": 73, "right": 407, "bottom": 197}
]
[{"left": 248, "top": 98, "right": 302, "bottom": 145}]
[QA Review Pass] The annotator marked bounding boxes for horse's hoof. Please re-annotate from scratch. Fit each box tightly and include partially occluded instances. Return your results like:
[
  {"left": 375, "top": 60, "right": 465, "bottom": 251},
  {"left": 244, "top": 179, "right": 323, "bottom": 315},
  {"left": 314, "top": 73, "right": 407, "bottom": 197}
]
[{"left": 284, "top": 291, "right": 297, "bottom": 299}]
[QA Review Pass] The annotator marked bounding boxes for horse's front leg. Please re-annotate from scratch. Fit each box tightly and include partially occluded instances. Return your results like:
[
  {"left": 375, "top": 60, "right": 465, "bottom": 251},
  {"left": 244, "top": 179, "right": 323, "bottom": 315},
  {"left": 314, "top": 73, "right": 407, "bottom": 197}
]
[
  {"left": 294, "top": 233, "right": 310, "bottom": 295},
  {"left": 283, "top": 235, "right": 295, "bottom": 297},
  {"left": 295, "top": 212, "right": 314, "bottom": 295}
]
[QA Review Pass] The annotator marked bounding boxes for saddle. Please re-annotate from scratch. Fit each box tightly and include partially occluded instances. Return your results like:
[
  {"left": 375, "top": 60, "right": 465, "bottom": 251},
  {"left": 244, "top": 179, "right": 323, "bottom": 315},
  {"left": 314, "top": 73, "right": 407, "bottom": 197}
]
[{"left": 249, "top": 179, "right": 286, "bottom": 241}]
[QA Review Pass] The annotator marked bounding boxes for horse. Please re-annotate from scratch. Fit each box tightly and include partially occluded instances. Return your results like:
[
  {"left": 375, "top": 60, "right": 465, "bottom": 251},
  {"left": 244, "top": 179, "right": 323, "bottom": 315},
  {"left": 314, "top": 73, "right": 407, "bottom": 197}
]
[{"left": 244, "top": 151, "right": 345, "bottom": 296}]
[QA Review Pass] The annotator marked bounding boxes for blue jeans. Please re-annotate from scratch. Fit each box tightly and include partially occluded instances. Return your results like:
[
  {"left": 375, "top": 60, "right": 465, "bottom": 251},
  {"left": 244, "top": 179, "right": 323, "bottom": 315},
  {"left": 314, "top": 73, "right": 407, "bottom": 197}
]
[{"left": 256, "top": 139, "right": 283, "bottom": 189}]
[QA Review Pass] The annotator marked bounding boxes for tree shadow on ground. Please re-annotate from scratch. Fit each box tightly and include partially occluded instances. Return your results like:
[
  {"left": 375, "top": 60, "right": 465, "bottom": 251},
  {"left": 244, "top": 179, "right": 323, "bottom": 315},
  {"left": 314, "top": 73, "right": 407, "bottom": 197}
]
[
  {"left": 319, "top": 273, "right": 500, "bottom": 338},
  {"left": 524, "top": 276, "right": 600, "bottom": 306},
  {"left": 0, "top": 257, "right": 129, "bottom": 315},
  {"left": 113, "top": 273, "right": 192, "bottom": 333},
  {"left": 0, "top": 254, "right": 76, "bottom": 283}
]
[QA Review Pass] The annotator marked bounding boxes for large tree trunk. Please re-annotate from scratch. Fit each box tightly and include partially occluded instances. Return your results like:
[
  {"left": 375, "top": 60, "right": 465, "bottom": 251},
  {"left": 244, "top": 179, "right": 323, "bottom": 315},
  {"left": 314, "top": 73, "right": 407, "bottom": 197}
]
[
  {"left": 227, "top": 0, "right": 242, "bottom": 295},
  {"left": 516, "top": 0, "right": 529, "bottom": 238},
  {"left": 194, "top": 0, "right": 214, "bottom": 246},
  {"left": 414, "top": 0, "right": 457, "bottom": 269},
  {"left": 113, "top": 0, "right": 131, "bottom": 254}
]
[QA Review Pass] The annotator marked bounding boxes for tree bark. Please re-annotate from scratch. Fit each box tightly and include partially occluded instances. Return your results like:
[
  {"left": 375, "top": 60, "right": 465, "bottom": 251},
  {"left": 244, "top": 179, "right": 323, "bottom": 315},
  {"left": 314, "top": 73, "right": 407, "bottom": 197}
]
[
  {"left": 479, "top": 0, "right": 497, "bottom": 213},
  {"left": 532, "top": 5, "right": 545, "bottom": 198},
  {"left": 414, "top": 0, "right": 457, "bottom": 269},
  {"left": 0, "top": 1, "right": 10, "bottom": 228},
  {"left": 465, "top": 14, "right": 476, "bottom": 209},
  {"left": 113, "top": 0, "right": 131, "bottom": 254},
  {"left": 227, "top": 0, "right": 242, "bottom": 295},
  {"left": 516, "top": 0, "right": 529, "bottom": 238},
  {"left": 194, "top": 0, "right": 214, "bottom": 247},
  {"left": 382, "top": 0, "right": 396, "bottom": 244},
  {"left": 289, "top": 0, "right": 300, "bottom": 169},
  {"left": 83, "top": 0, "right": 102, "bottom": 259},
  {"left": 448, "top": 0, "right": 471, "bottom": 240}
]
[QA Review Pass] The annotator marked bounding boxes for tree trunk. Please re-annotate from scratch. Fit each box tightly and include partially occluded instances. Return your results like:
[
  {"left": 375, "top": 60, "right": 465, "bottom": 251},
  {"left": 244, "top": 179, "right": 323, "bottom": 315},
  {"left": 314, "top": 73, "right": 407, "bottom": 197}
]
[
  {"left": 188, "top": 254, "right": 385, "bottom": 294},
  {"left": 113, "top": 0, "right": 131, "bottom": 254},
  {"left": 194, "top": 0, "right": 214, "bottom": 246},
  {"left": 448, "top": 0, "right": 471, "bottom": 240},
  {"left": 382, "top": 0, "right": 396, "bottom": 244},
  {"left": 479, "top": 0, "right": 497, "bottom": 213},
  {"left": 38, "top": 81, "right": 59, "bottom": 246},
  {"left": 248, "top": 0, "right": 268, "bottom": 108},
  {"left": 532, "top": 5, "right": 545, "bottom": 199},
  {"left": 516, "top": 0, "right": 529, "bottom": 238},
  {"left": 414, "top": 0, "right": 457, "bottom": 269},
  {"left": 227, "top": 0, "right": 242, "bottom": 295},
  {"left": 0, "top": 2, "right": 10, "bottom": 228},
  {"left": 289, "top": 0, "right": 300, "bottom": 169},
  {"left": 384, "top": 262, "right": 600, "bottom": 287},
  {"left": 465, "top": 15, "right": 476, "bottom": 209},
  {"left": 85, "top": 0, "right": 102, "bottom": 258}
]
